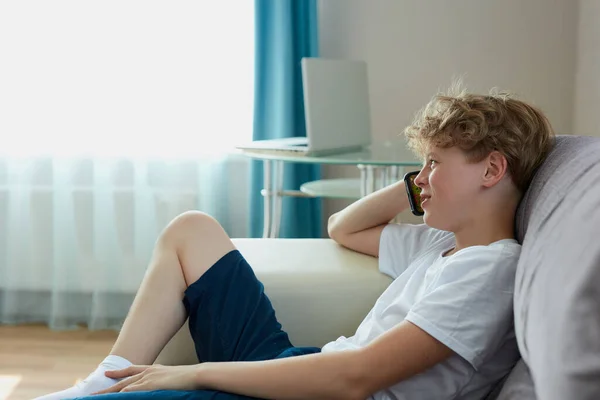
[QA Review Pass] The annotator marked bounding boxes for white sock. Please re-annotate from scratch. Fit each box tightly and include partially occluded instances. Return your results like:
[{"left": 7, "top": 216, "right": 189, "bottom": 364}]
[{"left": 34, "top": 355, "right": 133, "bottom": 400}]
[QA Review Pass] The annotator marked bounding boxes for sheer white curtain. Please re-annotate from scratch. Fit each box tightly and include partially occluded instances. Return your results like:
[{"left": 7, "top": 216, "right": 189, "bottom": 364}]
[{"left": 0, "top": 1, "right": 254, "bottom": 329}]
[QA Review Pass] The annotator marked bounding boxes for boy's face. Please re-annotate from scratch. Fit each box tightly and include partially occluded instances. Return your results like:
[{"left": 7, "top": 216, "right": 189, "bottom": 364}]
[{"left": 414, "top": 145, "right": 486, "bottom": 232}]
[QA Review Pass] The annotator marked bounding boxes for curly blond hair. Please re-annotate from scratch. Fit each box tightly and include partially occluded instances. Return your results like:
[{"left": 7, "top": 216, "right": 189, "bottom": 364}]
[{"left": 404, "top": 86, "right": 555, "bottom": 193}]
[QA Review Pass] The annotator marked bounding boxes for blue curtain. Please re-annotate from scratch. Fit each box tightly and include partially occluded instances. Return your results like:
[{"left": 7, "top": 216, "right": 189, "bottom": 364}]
[{"left": 250, "top": 0, "right": 322, "bottom": 238}]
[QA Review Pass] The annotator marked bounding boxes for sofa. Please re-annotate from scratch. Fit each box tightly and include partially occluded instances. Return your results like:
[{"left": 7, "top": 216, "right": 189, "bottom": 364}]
[{"left": 155, "top": 135, "right": 600, "bottom": 399}]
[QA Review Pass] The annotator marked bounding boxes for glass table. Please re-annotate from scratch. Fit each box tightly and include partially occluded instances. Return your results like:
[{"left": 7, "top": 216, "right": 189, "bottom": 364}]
[
  {"left": 300, "top": 178, "right": 362, "bottom": 199},
  {"left": 239, "top": 140, "right": 422, "bottom": 238}
]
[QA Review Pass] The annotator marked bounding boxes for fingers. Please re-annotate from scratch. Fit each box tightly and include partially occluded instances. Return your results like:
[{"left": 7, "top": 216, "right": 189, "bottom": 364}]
[
  {"left": 105, "top": 365, "right": 149, "bottom": 379},
  {"left": 121, "top": 382, "right": 148, "bottom": 392},
  {"left": 92, "top": 372, "right": 145, "bottom": 395}
]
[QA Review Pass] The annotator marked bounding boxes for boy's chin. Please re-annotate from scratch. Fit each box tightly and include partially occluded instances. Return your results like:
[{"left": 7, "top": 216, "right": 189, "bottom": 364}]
[
  {"left": 423, "top": 214, "right": 449, "bottom": 231},
  {"left": 423, "top": 213, "right": 434, "bottom": 227}
]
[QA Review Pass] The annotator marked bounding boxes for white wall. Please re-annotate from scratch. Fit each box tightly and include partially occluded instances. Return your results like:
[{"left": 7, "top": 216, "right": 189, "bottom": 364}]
[
  {"left": 317, "top": 0, "right": 579, "bottom": 232},
  {"left": 573, "top": 0, "right": 600, "bottom": 137}
]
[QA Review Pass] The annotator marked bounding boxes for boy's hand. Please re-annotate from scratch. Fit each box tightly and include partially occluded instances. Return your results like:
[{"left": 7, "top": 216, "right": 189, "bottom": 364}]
[{"left": 93, "top": 364, "right": 201, "bottom": 394}]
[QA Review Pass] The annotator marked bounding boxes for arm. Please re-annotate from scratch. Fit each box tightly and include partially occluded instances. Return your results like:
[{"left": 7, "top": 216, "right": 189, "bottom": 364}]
[
  {"left": 328, "top": 180, "right": 410, "bottom": 257},
  {"left": 196, "top": 320, "right": 454, "bottom": 400}
]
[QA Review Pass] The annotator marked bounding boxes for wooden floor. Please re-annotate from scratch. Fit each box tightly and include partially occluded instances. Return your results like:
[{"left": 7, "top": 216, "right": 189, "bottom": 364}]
[{"left": 0, "top": 324, "right": 118, "bottom": 400}]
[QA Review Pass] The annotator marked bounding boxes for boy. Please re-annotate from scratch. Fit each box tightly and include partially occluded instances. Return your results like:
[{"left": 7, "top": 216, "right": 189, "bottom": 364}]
[{"left": 37, "top": 87, "right": 555, "bottom": 400}]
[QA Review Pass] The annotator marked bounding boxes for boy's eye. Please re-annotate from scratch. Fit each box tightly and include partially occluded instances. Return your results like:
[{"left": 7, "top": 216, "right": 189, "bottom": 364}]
[{"left": 429, "top": 160, "right": 437, "bottom": 167}]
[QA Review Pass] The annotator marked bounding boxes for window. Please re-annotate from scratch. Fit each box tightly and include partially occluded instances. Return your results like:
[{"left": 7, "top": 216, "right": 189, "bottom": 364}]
[{"left": 0, "top": 0, "right": 254, "bottom": 158}]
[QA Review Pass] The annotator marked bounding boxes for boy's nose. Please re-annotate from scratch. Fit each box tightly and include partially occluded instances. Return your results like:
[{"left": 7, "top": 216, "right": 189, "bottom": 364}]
[{"left": 414, "top": 170, "right": 427, "bottom": 187}]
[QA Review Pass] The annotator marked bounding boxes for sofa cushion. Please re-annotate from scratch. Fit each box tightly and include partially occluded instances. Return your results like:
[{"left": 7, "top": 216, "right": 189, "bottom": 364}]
[
  {"left": 155, "top": 238, "right": 391, "bottom": 365},
  {"left": 505, "top": 135, "right": 600, "bottom": 399}
]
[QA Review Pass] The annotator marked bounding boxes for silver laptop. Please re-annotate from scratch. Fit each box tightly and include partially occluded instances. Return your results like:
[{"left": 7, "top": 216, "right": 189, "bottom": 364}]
[{"left": 237, "top": 58, "right": 372, "bottom": 156}]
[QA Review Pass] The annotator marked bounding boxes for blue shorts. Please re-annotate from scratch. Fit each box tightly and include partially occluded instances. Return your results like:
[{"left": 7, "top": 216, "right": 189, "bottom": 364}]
[{"left": 73, "top": 250, "right": 320, "bottom": 400}]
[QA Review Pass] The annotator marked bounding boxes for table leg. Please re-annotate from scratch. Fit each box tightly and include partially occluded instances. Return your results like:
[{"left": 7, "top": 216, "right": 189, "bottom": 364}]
[
  {"left": 270, "top": 160, "right": 285, "bottom": 238},
  {"left": 357, "top": 165, "right": 411, "bottom": 197},
  {"left": 366, "top": 165, "right": 377, "bottom": 194},
  {"left": 262, "top": 160, "right": 272, "bottom": 238},
  {"left": 358, "top": 164, "right": 367, "bottom": 197},
  {"left": 391, "top": 165, "right": 401, "bottom": 182},
  {"left": 393, "top": 166, "right": 409, "bottom": 223},
  {"left": 380, "top": 167, "right": 389, "bottom": 188}
]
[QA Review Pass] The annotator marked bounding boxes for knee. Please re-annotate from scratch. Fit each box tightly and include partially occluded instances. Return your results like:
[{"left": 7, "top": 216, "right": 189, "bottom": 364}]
[
  {"left": 160, "top": 211, "right": 225, "bottom": 246},
  {"left": 172, "top": 210, "right": 220, "bottom": 228}
]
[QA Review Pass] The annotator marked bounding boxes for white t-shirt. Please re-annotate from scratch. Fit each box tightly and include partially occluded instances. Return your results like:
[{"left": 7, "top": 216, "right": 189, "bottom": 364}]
[{"left": 321, "top": 223, "right": 522, "bottom": 400}]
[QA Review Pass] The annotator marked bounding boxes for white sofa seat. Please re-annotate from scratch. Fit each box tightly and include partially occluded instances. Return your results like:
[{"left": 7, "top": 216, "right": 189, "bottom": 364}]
[{"left": 155, "top": 238, "right": 391, "bottom": 365}]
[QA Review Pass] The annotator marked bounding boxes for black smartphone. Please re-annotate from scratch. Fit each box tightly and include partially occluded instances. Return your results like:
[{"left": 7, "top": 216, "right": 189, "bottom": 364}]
[{"left": 403, "top": 170, "right": 424, "bottom": 216}]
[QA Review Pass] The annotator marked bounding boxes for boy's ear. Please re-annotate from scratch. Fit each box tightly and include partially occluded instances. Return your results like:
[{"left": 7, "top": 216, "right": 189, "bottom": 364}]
[{"left": 482, "top": 151, "right": 508, "bottom": 188}]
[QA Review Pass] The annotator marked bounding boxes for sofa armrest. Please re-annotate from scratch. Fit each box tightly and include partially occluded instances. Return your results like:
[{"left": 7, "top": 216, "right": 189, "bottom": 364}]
[{"left": 155, "top": 238, "right": 391, "bottom": 365}]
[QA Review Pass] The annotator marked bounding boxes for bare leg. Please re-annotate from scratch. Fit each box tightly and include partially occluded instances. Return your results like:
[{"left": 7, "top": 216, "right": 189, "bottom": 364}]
[
  {"left": 33, "top": 212, "right": 236, "bottom": 399},
  {"left": 109, "top": 211, "right": 236, "bottom": 365}
]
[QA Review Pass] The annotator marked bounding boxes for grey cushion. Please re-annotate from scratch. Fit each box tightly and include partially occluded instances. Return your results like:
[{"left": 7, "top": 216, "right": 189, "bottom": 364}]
[
  {"left": 496, "top": 135, "right": 600, "bottom": 399},
  {"left": 493, "top": 359, "right": 537, "bottom": 400}
]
